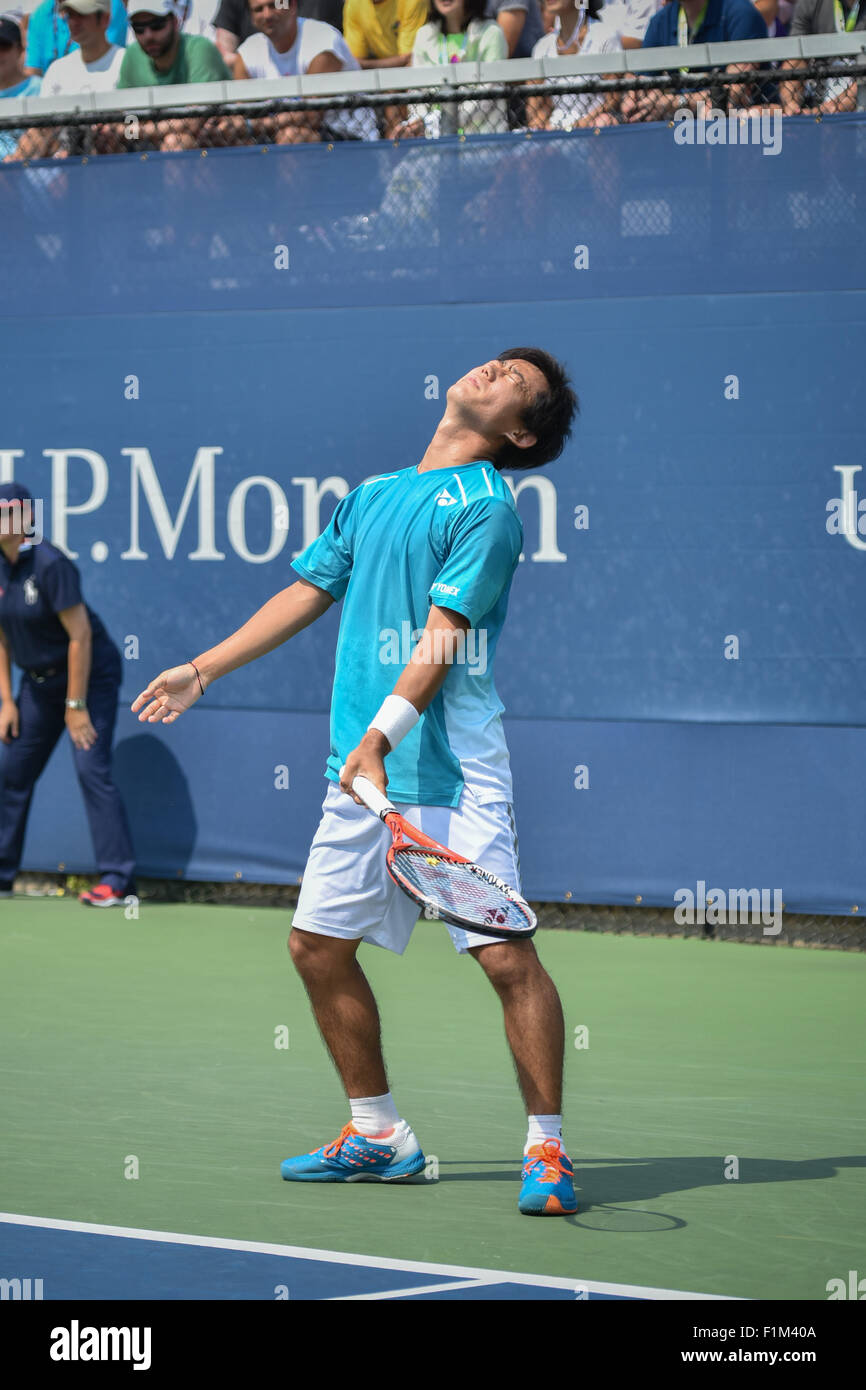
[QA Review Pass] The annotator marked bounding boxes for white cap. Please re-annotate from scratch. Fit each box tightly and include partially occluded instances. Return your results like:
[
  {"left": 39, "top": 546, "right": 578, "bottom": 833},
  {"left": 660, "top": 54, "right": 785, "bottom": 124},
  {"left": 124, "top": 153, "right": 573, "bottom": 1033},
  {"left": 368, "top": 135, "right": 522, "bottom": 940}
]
[{"left": 128, "top": 0, "right": 178, "bottom": 17}]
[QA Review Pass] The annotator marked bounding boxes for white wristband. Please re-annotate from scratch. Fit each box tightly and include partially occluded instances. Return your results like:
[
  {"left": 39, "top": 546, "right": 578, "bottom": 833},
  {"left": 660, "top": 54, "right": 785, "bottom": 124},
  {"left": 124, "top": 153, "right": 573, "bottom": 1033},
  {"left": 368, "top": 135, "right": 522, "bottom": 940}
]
[{"left": 367, "top": 695, "right": 420, "bottom": 751}]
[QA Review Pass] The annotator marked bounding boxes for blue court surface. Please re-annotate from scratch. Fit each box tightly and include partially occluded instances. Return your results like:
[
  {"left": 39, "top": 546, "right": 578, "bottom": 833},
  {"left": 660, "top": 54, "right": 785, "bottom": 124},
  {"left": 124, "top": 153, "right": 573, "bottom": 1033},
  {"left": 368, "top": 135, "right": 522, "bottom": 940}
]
[{"left": 0, "top": 1215, "right": 732, "bottom": 1301}]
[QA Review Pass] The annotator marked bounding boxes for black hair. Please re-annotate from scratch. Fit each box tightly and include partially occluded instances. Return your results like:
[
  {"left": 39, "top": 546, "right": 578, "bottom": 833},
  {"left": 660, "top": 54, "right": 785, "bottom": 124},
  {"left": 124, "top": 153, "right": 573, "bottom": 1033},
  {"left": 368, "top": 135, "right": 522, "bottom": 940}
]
[
  {"left": 426, "top": 0, "right": 488, "bottom": 33},
  {"left": 492, "top": 347, "right": 578, "bottom": 472}
]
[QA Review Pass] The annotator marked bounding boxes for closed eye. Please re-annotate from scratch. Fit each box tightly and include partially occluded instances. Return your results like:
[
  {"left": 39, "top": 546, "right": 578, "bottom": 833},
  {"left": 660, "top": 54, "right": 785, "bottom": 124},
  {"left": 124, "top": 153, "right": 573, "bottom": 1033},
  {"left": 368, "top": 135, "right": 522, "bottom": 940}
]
[{"left": 500, "top": 360, "right": 528, "bottom": 395}]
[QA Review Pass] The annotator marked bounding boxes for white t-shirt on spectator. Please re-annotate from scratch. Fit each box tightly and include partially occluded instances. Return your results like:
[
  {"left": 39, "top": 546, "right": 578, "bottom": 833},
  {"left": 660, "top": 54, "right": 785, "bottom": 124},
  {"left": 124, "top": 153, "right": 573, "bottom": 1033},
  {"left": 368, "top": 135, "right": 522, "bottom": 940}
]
[
  {"left": 600, "top": 0, "right": 660, "bottom": 44},
  {"left": 532, "top": 19, "right": 621, "bottom": 126},
  {"left": 238, "top": 19, "right": 377, "bottom": 139},
  {"left": 175, "top": 0, "right": 219, "bottom": 43},
  {"left": 41, "top": 44, "right": 125, "bottom": 97},
  {"left": 238, "top": 19, "right": 359, "bottom": 80}
]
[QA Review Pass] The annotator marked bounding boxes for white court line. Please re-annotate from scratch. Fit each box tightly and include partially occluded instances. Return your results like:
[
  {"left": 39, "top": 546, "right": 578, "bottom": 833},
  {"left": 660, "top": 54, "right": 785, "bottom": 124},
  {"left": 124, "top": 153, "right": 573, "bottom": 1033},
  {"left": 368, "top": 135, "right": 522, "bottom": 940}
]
[
  {"left": 332, "top": 1278, "right": 497, "bottom": 1301},
  {"left": 0, "top": 1212, "right": 738, "bottom": 1300}
]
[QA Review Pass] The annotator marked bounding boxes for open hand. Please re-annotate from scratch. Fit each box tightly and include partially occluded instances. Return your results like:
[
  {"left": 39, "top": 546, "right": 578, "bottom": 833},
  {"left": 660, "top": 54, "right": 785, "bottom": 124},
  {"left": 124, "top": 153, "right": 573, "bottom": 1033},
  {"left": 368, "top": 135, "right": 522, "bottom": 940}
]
[{"left": 132, "top": 663, "right": 204, "bottom": 725}]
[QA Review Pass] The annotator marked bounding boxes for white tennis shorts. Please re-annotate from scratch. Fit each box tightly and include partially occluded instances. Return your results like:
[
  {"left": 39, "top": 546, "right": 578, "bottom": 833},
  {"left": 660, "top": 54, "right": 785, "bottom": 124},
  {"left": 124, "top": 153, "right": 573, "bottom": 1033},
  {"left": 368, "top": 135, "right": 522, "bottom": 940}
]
[{"left": 292, "top": 781, "right": 523, "bottom": 955}]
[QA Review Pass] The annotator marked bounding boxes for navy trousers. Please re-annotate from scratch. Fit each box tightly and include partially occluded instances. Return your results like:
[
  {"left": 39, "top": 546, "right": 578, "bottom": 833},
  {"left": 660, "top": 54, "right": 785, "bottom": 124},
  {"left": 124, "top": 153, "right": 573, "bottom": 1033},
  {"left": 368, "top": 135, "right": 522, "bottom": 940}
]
[{"left": 0, "top": 653, "right": 135, "bottom": 893}]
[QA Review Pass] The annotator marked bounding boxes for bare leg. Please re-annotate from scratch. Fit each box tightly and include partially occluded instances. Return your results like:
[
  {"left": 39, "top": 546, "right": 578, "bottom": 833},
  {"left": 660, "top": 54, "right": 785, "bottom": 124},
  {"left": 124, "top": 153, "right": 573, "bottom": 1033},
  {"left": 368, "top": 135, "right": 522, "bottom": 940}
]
[
  {"left": 289, "top": 927, "right": 388, "bottom": 1098},
  {"left": 470, "top": 939, "right": 564, "bottom": 1115}
]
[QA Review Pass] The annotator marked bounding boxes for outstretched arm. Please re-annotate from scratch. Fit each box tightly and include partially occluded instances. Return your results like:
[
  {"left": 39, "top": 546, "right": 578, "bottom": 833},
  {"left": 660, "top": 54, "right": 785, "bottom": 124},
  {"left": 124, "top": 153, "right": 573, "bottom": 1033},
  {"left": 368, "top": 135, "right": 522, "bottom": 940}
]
[{"left": 132, "top": 578, "right": 334, "bottom": 724}]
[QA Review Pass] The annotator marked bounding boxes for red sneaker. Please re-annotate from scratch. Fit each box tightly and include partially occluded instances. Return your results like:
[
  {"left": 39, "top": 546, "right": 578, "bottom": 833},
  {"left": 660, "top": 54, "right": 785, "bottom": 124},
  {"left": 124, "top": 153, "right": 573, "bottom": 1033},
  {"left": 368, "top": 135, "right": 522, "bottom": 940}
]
[{"left": 79, "top": 884, "right": 124, "bottom": 908}]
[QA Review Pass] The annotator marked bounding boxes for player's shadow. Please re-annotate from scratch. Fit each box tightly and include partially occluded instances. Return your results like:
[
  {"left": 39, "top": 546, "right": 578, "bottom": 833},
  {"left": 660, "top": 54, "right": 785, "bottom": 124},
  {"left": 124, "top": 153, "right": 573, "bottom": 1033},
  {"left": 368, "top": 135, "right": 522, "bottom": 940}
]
[
  {"left": 112, "top": 734, "right": 197, "bottom": 878},
  {"left": 434, "top": 1154, "right": 866, "bottom": 1223}
]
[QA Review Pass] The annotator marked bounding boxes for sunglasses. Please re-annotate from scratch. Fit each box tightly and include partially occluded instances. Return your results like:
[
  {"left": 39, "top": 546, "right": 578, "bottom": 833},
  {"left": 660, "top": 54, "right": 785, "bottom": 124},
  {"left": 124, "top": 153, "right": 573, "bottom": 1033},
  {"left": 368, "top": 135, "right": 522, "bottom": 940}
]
[{"left": 131, "top": 15, "right": 172, "bottom": 33}]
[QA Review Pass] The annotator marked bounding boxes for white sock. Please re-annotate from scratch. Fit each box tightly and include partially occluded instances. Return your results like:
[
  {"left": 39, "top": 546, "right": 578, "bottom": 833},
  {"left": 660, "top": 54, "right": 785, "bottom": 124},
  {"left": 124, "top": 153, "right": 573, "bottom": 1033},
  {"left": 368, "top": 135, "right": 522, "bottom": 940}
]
[
  {"left": 525, "top": 1114, "right": 563, "bottom": 1154},
  {"left": 350, "top": 1092, "right": 401, "bottom": 1136}
]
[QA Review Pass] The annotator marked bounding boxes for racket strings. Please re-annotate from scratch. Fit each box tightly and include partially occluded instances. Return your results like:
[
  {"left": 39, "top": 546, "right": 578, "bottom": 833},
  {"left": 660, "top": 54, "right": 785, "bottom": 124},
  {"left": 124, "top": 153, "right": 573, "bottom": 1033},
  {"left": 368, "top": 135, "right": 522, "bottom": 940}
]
[{"left": 391, "top": 848, "right": 530, "bottom": 931}]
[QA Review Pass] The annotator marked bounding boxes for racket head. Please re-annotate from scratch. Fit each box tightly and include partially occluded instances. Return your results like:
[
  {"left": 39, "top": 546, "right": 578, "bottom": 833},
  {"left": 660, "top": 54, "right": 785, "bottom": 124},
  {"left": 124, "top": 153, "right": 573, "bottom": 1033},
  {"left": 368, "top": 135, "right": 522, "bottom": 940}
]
[{"left": 386, "top": 842, "right": 537, "bottom": 941}]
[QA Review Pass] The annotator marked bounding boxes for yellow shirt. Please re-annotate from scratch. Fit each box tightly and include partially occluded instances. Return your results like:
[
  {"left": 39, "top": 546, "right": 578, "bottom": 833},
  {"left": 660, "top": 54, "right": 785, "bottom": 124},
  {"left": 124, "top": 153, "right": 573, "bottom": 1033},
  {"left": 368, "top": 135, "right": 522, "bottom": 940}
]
[{"left": 343, "top": 0, "right": 428, "bottom": 59}]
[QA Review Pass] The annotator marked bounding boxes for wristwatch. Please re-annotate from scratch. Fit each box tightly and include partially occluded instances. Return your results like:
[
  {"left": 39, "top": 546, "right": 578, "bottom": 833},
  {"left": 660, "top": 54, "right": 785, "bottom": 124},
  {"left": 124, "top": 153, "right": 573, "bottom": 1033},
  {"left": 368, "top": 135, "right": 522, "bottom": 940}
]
[{"left": 66, "top": 699, "right": 87, "bottom": 711}]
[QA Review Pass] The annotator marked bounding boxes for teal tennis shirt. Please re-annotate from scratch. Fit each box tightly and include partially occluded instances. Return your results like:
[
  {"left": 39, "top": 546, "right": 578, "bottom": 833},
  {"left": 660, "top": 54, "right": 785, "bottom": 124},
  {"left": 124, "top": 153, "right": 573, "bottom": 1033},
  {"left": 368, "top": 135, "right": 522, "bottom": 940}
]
[{"left": 292, "top": 461, "right": 524, "bottom": 808}]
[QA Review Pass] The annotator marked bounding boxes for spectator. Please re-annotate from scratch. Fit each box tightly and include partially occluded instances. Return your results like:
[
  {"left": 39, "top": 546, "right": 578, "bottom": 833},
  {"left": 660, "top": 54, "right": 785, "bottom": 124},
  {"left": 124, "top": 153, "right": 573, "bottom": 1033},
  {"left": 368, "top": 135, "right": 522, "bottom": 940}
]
[
  {"left": 173, "top": 0, "right": 220, "bottom": 43},
  {"left": 404, "top": 0, "right": 508, "bottom": 136},
  {"left": 642, "top": 0, "right": 767, "bottom": 45},
  {"left": 622, "top": 0, "right": 767, "bottom": 121},
  {"left": 4, "top": 0, "right": 42, "bottom": 45},
  {"left": 117, "top": 0, "right": 230, "bottom": 150},
  {"left": 343, "top": 0, "right": 427, "bottom": 68},
  {"left": 15, "top": 0, "right": 124, "bottom": 157},
  {"left": 42, "top": 0, "right": 124, "bottom": 91},
  {"left": 485, "top": 0, "right": 544, "bottom": 56},
  {"left": 780, "top": 0, "right": 864, "bottom": 113},
  {"left": 529, "top": 0, "right": 621, "bottom": 127},
  {"left": 214, "top": 0, "right": 256, "bottom": 56},
  {"left": 24, "top": 0, "right": 127, "bottom": 74},
  {"left": 118, "top": 0, "right": 229, "bottom": 82},
  {"left": 600, "top": 0, "right": 659, "bottom": 47},
  {"left": 0, "top": 482, "right": 136, "bottom": 909},
  {"left": 214, "top": 0, "right": 342, "bottom": 62},
  {"left": 765, "top": 0, "right": 793, "bottom": 34},
  {"left": 342, "top": 0, "right": 427, "bottom": 136},
  {"left": 540, "top": 0, "right": 557, "bottom": 28},
  {"left": 234, "top": 0, "right": 377, "bottom": 140},
  {"left": 0, "top": 15, "right": 40, "bottom": 162}
]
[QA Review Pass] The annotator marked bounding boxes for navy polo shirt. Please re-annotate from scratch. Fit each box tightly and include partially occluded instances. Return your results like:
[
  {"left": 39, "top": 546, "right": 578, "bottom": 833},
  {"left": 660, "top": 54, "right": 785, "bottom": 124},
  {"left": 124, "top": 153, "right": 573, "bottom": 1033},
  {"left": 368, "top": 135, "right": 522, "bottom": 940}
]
[
  {"left": 643, "top": 0, "right": 768, "bottom": 47},
  {"left": 0, "top": 540, "right": 115, "bottom": 674}
]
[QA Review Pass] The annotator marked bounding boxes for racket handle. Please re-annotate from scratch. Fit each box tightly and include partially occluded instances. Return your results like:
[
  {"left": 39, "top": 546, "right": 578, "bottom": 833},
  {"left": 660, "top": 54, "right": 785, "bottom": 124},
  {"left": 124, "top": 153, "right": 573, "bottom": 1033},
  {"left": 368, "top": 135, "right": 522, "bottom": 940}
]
[{"left": 351, "top": 775, "right": 396, "bottom": 821}]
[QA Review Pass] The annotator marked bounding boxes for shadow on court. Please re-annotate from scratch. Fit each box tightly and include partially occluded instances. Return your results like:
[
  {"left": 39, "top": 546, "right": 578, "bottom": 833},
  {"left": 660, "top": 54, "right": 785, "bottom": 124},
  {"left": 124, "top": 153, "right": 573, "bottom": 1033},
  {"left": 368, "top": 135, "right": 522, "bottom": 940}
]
[{"left": 434, "top": 1154, "right": 866, "bottom": 1213}]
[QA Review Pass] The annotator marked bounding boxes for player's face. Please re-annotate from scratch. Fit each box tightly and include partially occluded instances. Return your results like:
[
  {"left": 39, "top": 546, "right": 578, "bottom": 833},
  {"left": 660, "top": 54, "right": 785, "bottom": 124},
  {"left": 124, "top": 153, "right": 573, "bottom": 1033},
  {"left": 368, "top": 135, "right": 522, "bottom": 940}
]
[{"left": 450, "top": 357, "right": 547, "bottom": 442}]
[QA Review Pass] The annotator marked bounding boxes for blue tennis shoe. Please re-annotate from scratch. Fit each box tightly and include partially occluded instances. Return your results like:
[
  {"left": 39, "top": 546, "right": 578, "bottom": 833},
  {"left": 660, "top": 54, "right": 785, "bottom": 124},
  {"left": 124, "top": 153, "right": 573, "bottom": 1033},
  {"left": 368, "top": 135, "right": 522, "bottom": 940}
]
[
  {"left": 281, "top": 1121, "right": 426, "bottom": 1182},
  {"left": 519, "top": 1138, "right": 578, "bottom": 1215}
]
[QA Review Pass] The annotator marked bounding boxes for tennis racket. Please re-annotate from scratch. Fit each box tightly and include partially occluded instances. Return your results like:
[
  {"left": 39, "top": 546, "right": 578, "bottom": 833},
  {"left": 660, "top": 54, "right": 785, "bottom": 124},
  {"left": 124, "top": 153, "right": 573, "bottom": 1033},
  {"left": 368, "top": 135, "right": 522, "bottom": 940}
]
[{"left": 350, "top": 775, "right": 537, "bottom": 941}]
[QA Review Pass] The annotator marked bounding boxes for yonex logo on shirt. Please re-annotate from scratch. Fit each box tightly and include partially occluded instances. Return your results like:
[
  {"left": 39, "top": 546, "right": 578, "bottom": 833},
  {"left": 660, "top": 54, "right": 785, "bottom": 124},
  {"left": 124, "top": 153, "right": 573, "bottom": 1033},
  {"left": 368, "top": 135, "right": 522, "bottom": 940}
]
[
  {"left": 431, "top": 582, "right": 459, "bottom": 596},
  {"left": 435, "top": 489, "right": 457, "bottom": 507}
]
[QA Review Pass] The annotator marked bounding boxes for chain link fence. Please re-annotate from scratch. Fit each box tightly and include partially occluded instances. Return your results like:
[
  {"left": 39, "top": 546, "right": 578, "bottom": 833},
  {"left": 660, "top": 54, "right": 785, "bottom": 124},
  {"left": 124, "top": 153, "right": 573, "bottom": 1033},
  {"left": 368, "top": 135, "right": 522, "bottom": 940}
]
[{"left": 0, "top": 57, "right": 864, "bottom": 160}]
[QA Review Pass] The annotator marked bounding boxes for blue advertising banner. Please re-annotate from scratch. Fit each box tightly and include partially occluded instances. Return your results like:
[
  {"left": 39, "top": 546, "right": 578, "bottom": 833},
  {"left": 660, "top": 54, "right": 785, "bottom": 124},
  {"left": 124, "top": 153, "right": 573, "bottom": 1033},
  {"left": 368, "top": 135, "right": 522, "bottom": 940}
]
[{"left": 1, "top": 118, "right": 864, "bottom": 912}]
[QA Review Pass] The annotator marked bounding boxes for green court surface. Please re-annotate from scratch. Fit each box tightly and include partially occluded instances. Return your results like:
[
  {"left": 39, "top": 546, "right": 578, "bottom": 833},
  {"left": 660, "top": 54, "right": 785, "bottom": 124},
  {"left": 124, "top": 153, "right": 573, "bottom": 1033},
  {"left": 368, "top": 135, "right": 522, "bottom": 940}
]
[{"left": 1, "top": 898, "right": 864, "bottom": 1300}]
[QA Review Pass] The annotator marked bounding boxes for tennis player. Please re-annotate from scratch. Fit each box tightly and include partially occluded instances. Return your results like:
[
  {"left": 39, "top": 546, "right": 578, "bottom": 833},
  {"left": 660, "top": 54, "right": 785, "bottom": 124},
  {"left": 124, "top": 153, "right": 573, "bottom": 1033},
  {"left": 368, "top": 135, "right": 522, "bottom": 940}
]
[{"left": 133, "top": 348, "right": 579, "bottom": 1215}]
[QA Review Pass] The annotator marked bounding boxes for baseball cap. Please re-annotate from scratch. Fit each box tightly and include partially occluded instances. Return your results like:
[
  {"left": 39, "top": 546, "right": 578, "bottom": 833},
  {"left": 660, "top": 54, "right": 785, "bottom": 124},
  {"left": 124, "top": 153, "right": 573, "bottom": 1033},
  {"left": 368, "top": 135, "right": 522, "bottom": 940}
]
[
  {"left": 128, "top": 0, "right": 177, "bottom": 16},
  {"left": 0, "top": 15, "right": 22, "bottom": 43},
  {"left": 61, "top": 0, "right": 111, "bottom": 11},
  {"left": 0, "top": 482, "right": 32, "bottom": 506}
]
